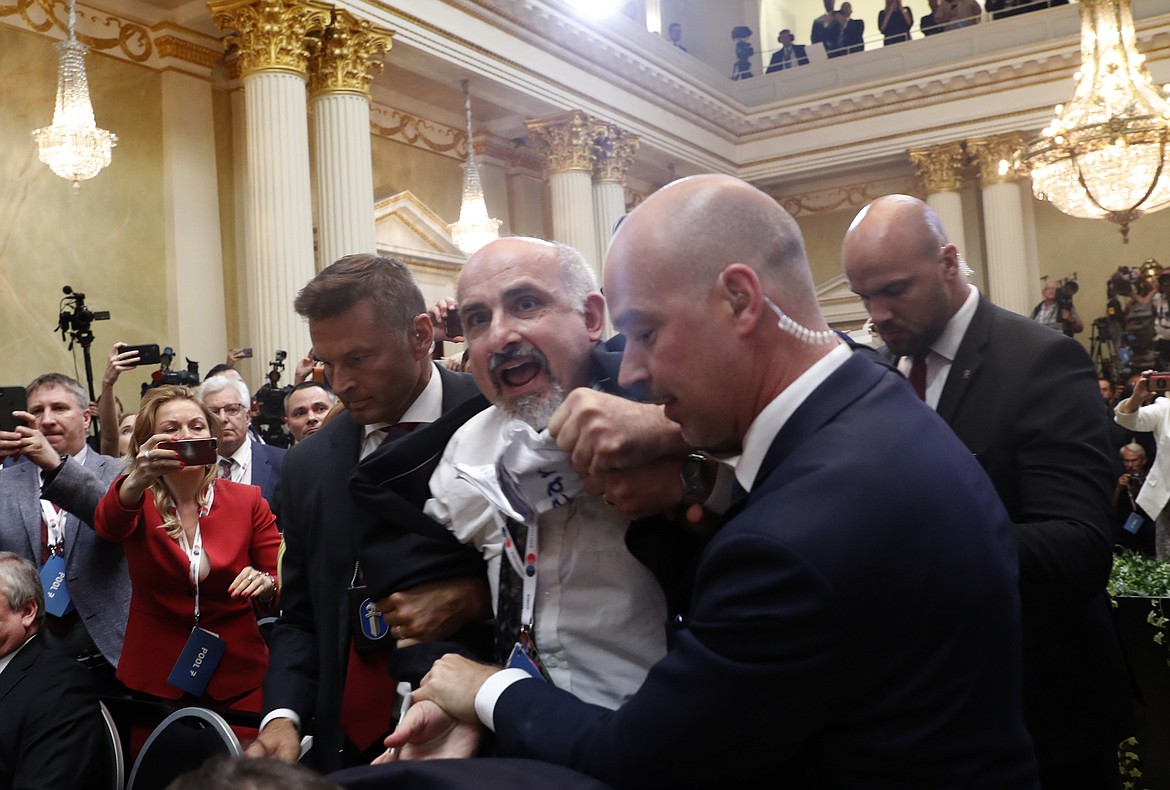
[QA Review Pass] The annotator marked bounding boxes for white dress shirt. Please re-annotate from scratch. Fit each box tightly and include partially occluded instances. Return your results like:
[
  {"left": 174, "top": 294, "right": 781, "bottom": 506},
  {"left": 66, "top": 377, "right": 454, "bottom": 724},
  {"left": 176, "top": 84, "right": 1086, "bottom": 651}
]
[
  {"left": 428, "top": 405, "right": 667, "bottom": 712},
  {"left": 894, "top": 284, "right": 980, "bottom": 411}
]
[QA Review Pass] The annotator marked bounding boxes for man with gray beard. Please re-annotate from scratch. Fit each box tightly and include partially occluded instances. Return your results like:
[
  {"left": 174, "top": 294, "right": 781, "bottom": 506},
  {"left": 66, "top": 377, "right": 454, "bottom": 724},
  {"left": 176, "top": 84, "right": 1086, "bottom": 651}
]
[{"left": 422, "top": 237, "right": 668, "bottom": 710}]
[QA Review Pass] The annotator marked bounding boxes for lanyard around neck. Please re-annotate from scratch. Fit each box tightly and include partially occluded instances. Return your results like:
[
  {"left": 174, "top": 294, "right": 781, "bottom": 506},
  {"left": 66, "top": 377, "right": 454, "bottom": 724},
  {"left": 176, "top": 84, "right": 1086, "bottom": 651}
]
[{"left": 494, "top": 511, "right": 538, "bottom": 630}]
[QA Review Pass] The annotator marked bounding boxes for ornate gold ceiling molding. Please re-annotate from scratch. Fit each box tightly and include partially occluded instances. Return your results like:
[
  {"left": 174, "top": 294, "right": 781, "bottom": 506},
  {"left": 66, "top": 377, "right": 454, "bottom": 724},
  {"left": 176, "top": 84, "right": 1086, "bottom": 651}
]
[
  {"left": 772, "top": 176, "right": 920, "bottom": 218},
  {"left": 1, "top": 0, "right": 151, "bottom": 61},
  {"left": 370, "top": 104, "right": 464, "bottom": 159},
  {"left": 153, "top": 22, "right": 224, "bottom": 70}
]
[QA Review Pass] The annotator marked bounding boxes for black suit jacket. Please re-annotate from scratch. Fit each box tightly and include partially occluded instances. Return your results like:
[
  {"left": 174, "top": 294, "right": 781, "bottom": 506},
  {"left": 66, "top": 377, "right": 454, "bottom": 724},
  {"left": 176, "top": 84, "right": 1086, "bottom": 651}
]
[
  {"left": 765, "top": 45, "right": 809, "bottom": 73},
  {"left": 934, "top": 298, "right": 1132, "bottom": 764},
  {"left": 0, "top": 635, "right": 103, "bottom": 790},
  {"left": 478, "top": 352, "right": 1038, "bottom": 788},
  {"left": 263, "top": 365, "right": 481, "bottom": 772}
]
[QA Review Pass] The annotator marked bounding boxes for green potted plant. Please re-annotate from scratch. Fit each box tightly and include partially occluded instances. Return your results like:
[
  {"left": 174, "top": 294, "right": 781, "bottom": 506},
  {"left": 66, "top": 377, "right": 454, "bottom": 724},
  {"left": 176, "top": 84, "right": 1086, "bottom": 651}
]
[{"left": 1110, "top": 550, "right": 1170, "bottom": 789}]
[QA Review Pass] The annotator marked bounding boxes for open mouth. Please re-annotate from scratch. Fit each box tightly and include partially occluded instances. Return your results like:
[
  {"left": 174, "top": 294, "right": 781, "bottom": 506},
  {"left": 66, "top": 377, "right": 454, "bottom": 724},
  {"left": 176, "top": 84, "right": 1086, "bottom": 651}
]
[{"left": 498, "top": 360, "right": 543, "bottom": 389}]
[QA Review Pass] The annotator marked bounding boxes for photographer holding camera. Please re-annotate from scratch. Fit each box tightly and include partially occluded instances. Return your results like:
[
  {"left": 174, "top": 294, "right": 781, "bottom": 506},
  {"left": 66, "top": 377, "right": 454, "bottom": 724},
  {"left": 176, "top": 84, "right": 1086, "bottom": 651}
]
[
  {"left": 1114, "top": 370, "right": 1170, "bottom": 559},
  {"left": 1031, "top": 279, "right": 1084, "bottom": 336},
  {"left": 1113, "top": 443, "right": 1155, "bottom": 555}
]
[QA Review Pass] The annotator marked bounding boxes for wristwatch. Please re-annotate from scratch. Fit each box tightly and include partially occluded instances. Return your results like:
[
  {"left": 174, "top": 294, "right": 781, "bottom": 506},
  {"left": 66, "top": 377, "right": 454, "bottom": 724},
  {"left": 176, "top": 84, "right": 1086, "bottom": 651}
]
[{"left": 680, "top": 452, "right": 714, "bottom": 506}]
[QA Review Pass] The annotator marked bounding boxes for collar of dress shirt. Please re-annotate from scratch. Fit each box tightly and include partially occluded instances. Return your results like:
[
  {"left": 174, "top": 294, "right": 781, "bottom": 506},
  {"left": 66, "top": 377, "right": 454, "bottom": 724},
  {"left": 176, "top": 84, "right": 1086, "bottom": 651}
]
[
  {"left": 735, "top": 343, "right": 850, "bottom": 493},
  {"left": 930, "top": 283, "right": 980, "bottom": 364},
  {"left": 227, "top": 435, "right": 252, "bottom": 473},
  {"left": 361, "top": 361, "right": 446, "bottom": 444}
]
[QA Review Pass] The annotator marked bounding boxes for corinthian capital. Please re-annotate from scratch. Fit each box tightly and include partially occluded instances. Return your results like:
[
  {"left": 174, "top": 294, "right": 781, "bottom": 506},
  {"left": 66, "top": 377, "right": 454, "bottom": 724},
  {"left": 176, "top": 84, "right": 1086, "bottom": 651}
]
[
  {"left": 965, "top": 133, "right": 1028, "bottom": 186},
  {"left": 209, "top": 0, "right": 332, "bottom": 78},
  {"left": 908, "top": 142, "right": 966, "bottom": 194},
  {"left": 525, "top": 111, "right": 600, "bottom": 174},
  {"left": 593, "top": 123, "right": 640, "bottom": 183},
  {"left": 309, "top": 10, "right": 394, "bottom": 96}
]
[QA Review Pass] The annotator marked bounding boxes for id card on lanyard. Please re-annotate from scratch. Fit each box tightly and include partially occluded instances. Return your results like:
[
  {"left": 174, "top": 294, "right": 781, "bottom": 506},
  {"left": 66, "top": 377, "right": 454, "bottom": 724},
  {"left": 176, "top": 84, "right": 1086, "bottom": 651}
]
[
  {"left": 496, "top": 512, "right": 553, "bottom": 685},
  {"left": 167, "top": 522, "right": 226, "bottom": 696},
  {"left": 39, "top": 500, "right": 75, "bottom": 617}
]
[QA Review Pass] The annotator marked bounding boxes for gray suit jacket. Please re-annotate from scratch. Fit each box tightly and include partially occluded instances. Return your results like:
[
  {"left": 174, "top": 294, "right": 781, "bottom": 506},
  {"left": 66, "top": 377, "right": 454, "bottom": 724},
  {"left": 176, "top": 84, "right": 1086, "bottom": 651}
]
[{"left": 0, "top": 452, "right": 129, "bottom": 666}]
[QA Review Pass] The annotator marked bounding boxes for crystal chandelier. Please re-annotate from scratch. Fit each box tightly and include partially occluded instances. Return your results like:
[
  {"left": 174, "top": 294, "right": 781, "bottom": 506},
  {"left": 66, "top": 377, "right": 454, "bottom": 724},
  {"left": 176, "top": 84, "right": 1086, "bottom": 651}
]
[
  {"left": 32, "top": 0, "right": 117, "bottom": 191},
  {"left": 449, "top": 80, "right": 500, "bottom": 255},
  {"left": 1021, "top": 0, "right": 1170, "bottom": 243}
]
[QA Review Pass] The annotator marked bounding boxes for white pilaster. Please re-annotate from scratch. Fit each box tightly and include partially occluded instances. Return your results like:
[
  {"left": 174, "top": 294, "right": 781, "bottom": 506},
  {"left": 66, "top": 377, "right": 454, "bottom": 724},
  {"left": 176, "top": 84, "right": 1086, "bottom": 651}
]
[
  {"left": 160, "top": 69, "right": 228, "bottom": 372},
  {"left": 980, "top": 180, "right": 1032, "bottom": 315},
  {"left": 550, "top": 170, "right": 600, "bottom": 276},
  {"left": 593, "top": 180, "right": 626, "bottom": 267}
]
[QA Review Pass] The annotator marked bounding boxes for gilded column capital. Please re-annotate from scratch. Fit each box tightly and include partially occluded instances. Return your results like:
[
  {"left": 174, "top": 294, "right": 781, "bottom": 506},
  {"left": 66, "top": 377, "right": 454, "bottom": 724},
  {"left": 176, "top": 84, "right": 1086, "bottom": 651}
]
[
  {"left": 209, "top": 0, "right": 332, "bottom": 78},
  {"left": 525, "top": 111, "right": 601, "bottom": 174},
  {"left": 965, "top": 133, "right": 1029, "bottom": 186},
  {"left": 309, "top": 10, "right": 394, "bottom": 97},
  {"left": 908, "top": 142, "right": 966, "bottom": 194},
  {"left": 593, "top": 123, "right": 640, "bottom": 183}
]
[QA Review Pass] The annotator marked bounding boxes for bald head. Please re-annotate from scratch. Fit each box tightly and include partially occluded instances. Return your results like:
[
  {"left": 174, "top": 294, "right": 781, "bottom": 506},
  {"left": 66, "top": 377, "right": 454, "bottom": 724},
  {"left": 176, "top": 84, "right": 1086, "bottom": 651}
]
[
  {"left": 609, "top": 175, "right": 823, "bottom": 326},
  {"left": 842, "top": 195, "right": 968, "bottom": 357},
  {"left": 603, "top": 175, "right": 836, "bottom": 450}
]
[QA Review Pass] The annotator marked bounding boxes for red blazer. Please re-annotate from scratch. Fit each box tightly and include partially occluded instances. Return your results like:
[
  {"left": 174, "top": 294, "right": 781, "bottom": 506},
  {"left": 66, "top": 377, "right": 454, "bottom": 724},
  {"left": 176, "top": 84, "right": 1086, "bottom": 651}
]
[{"left": 95, "top": 477, "right": 279, "bottom": 703}]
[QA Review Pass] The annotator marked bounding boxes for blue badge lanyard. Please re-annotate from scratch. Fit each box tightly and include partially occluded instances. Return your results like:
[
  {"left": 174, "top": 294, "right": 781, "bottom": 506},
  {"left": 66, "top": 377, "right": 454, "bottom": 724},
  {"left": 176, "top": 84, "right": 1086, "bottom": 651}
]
[
  {"left": 495, "top": 510, "right": 538, "bottom": 631},
  {"left": 40, "top": 500, "right": 64, "bottom": 556}
]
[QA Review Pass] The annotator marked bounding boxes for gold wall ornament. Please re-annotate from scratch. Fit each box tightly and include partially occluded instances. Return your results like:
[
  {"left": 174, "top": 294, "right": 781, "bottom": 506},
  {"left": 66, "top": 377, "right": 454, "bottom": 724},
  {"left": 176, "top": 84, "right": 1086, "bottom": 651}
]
[
  {"left": 308, "top": 9, "right": 393, "bottom": 97},
  {"left": 966, "top": 133, "right": 1028, "bottom": 186},
  {"left": 774, "top": 178, "right": 919, "bottom": 218},
  {"left": 2, "top": 0, "right": 151, "bottom": 61},
  {"left": 908, "top": 142, "right": 967, "bottom": 194},
  {"left": 1020, "top": 0, "right": 1170, "bottom": 243},
  {"left": 155, "top": 34, "right": 223, "bottom": 69},
  {"left": 370, "top": 105, "right": 463, "bottom": 158},
  {"left": 593, "top": 122, "right": 639, "bottom": 183},
  {"left": 525, "top": 111, "right": 601, "bottom": 174},
  {"left": 209, "top": 0, "right": 332, "bottom": 78}
]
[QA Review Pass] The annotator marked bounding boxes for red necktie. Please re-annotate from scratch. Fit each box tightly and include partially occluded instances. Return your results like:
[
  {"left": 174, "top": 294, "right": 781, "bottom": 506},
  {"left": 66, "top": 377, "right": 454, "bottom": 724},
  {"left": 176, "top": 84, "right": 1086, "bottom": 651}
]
[
  {"left": 909, "top": 353, "right": 928, "bottom": 401},
  {"left": 340, "top": 642, "right": 396, "bottom": 752}
]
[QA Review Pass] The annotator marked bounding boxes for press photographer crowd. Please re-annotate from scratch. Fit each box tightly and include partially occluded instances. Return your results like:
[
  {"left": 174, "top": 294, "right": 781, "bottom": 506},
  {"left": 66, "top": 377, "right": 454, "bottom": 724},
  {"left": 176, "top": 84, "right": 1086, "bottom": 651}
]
[{"left": 1, "top": 184, "right": 1167, "bottom": 790}]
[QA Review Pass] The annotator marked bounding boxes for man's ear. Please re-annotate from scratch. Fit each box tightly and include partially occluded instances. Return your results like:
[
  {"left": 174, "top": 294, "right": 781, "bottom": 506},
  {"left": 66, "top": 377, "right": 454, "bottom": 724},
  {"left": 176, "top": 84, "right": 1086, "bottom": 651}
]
[
  {"left": 411, "top": 313, "right": 435, "bottom": 360},
  {"left": 583, "top": 292, "right": 606, "bottom": 343},
  {"left": 719, "top": 264, "right": 766, "bottom": 334}
]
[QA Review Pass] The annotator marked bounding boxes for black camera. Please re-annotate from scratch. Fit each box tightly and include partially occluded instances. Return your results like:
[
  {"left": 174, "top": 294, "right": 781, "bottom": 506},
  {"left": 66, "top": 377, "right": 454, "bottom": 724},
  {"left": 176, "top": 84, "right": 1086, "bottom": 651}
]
[
  {"left": 252, "top": 350, "right": 294, "bottom": 447},
  {"left": 141, "top": 347, "right": 200, "bottom": 396},
  {"left": 1054, "top": 277, "right": 1078, "bottom": 312},
  {"left": 57, "top": 286, "right": 109, "bottom": 344},
  {"left": 1128, "top": 473, "right": 1145, "bottom": 495}
]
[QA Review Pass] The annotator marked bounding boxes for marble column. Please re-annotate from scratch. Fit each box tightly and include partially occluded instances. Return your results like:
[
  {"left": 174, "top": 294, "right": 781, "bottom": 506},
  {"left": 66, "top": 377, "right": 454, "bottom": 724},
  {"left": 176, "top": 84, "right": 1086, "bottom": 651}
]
[
  {"left": 967, "top": 133, "right": 1032, "bottom": 316},
  {"left": 908, "top": 141, "right": 967, "bottom": 257},
  {"left": 592, "top": 122, "right": 640, "bottom": 269},
  {"left": 156, "top": 32, "right": 229, "bottom": 371},
  {"left": 309, "top": 10, "right": 393, "bottom": 270},
  {"left": 525, "top": 111, "right": 602, "bottom": 276},
  {"left": 210, "top": 0, "right": 331, "bottom": 366}
]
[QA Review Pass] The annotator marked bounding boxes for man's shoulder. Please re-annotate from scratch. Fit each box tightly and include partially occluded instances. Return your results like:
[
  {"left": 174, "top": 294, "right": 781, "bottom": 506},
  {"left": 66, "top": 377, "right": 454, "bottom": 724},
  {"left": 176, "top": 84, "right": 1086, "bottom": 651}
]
[
  {"left": 285, "top": 411, "right": 357, "bottom": 467},
  {"left": 436, "top": 365, "right": 481, "bottom": 408},
  {"left": 252, "top": 440, "right": 287, "bottom": 463}
]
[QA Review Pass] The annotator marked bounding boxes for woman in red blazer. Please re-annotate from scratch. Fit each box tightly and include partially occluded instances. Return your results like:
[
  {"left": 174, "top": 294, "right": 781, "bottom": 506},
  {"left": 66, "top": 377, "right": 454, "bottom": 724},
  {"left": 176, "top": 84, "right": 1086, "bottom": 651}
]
[{"left": 94, "top": 385, "right": 279, "bottom": 714}]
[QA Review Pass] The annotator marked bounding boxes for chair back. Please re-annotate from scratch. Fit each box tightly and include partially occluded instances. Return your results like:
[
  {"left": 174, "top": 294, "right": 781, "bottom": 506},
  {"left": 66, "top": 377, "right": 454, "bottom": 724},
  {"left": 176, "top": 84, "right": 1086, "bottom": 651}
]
[
  {"left": 125, "top": 706, "right": 242, "bottom": 790},
  {"left": 92, "top": 700, "right": 125, "bottom": 790}
]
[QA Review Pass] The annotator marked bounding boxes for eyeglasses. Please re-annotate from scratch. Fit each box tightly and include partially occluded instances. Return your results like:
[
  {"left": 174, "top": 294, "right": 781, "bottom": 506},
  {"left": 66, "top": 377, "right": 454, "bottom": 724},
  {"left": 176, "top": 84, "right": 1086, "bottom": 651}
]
[{"left": 208, "top": 403, "right": 247, "bottom": 418}]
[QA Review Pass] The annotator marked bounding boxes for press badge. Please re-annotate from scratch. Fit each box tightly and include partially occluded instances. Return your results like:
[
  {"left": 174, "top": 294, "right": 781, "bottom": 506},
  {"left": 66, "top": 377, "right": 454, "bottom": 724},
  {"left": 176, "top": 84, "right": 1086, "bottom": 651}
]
[
  {"left": 39, "top": 555, "right": 75, "bottom": 617},
  {"left": 167, "top": 627, "right": 226, "bottom": 696},
  {"left": 506, "top": 629, "right": 553, "bottom": 684},
  {"left": 349, "top": 585, "right": 392, "bottom": 654},
  {"left": 1123, "top": 512, "right": 1145, "bottom": 535}
]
